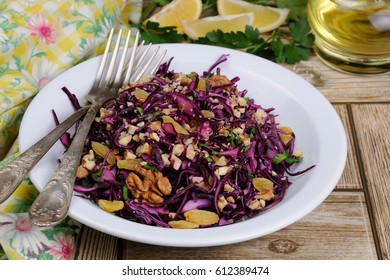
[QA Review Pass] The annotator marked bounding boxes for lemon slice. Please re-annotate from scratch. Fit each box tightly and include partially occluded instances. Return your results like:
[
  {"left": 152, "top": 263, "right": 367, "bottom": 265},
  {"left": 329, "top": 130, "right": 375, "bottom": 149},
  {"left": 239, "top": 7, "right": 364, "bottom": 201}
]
[
  {"left": 182, "top": 13, "right": 254, "bottom": 40},
  {"left": 217, "top": 0, "right": 289, "bottom": 32},
  {"left": 146, "top": 0, "right": 202, "bottom": 33}
]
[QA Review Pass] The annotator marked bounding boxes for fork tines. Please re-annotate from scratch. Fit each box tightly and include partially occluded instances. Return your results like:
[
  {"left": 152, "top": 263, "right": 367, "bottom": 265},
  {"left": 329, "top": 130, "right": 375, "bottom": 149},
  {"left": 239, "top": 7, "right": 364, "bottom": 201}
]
[{"left": 101, "top": 28, "right": 167, "bottom": 88}]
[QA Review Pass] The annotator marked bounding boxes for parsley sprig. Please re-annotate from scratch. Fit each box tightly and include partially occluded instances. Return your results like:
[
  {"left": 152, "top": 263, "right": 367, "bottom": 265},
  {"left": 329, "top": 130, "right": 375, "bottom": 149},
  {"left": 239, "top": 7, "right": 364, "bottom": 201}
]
[
  {"left": 202, "top": 0, "right": 270, "bottom": 11},
  {"left": 195, "top": 18, "right": 313, "bottom": 64},
  {"left": 137, "top": 21, "right": 186, "bottom": 43},
  {"left": 273, "top": 150, "right": 303, "bottom": 164},
  {"left": 134, "top": 0, "right": 314, "bottom": 64}
]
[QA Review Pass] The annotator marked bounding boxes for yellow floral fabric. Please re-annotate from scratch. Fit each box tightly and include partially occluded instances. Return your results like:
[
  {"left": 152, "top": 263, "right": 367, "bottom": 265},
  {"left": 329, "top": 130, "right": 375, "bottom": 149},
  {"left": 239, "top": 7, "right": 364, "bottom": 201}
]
[{"left": 0, "top": 0, "right": 143, "bottom": 260}]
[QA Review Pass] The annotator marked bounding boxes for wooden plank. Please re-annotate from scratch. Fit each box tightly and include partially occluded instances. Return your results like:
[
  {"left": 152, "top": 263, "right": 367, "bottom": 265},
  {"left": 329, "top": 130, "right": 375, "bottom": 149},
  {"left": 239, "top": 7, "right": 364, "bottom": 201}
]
[
  {"left": 333, "top": 104, "right": 363, "bottom": 190},
  {"left": 351, "top": 104, "right": 390, "bottom": 260},
  {"left": 74, "top": 225, "right": 118, "bottom": 260},
  {"left": 122, "top": 192, "right": 376, "bottom": 260},
  {"left": 284, "top": 57, "right": 390, "bottom": 103}
]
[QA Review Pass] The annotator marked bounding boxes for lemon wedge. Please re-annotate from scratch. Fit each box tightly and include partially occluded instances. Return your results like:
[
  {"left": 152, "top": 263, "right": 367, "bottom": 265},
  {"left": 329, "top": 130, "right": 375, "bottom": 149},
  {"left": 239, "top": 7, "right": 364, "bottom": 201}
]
[
  {"left": 217, "top": 0, "right": 289, "bottom": 32},
  {"left": 146, "top": 0, "right": 203, "bottom": 33},
  {"left": 182, "top": 13, "right": 254, "bottom": 40}
]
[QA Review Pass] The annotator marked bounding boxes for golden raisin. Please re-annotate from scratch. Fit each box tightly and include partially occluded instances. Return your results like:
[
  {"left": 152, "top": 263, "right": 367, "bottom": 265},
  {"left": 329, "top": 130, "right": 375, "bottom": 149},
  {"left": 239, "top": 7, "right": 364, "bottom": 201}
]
[
  {"left": 184, "top": 209, "right": 219, "bottom": 226},
  {"left": 91, "top": 141, "right": 117, "bottom": 165},
  {"left": 252, "top": 177, "right": 274, "bottom": 193},
  {"left": 98, "top": 199, "right": 124, "bottom": 213},
  {"left": 278, "top": 126, "right": 294, "bottom": 145},
  {"left": 168, "top": 220, "right": 199, "bottom": 229},
  {"left": 162, "top": 116, "right": 189, "bottom": 135}
]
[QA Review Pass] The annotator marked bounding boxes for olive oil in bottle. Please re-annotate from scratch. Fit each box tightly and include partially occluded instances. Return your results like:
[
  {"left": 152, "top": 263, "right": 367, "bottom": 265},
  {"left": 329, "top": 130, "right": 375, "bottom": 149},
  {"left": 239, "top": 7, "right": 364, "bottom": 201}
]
[{"left": 307, "top": 0, "right": 390, "bottom": 74}]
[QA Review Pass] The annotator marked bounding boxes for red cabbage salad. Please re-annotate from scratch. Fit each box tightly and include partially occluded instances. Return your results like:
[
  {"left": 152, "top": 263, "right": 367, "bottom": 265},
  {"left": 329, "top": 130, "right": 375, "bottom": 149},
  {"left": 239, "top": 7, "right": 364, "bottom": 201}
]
[{"left": 73, "top": 55, "right": 314, "bottom": 229}]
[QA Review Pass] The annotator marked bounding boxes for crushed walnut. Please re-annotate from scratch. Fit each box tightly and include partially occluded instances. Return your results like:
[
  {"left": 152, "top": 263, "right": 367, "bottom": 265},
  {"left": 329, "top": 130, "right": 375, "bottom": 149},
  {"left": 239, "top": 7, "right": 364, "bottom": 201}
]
[{"left": 125, "top": 165, "right": 172, "bottom": 206}]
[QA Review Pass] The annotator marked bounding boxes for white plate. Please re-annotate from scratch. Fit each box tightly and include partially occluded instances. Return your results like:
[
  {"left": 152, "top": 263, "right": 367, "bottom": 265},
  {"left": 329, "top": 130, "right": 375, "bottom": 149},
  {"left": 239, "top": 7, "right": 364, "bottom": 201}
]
[{"left": 19, "top": 44, "right": 347, "bottom": 247}]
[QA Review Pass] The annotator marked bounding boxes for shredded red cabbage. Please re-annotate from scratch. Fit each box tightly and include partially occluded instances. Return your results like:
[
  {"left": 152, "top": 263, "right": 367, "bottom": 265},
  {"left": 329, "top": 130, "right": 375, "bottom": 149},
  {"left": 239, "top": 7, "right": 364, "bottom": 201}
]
[
  {"left": 72, "top": 55, "right": 314, "bottom": 228},
  {"left": 52, "top": 87, "right": 83, "bottom": 148}
]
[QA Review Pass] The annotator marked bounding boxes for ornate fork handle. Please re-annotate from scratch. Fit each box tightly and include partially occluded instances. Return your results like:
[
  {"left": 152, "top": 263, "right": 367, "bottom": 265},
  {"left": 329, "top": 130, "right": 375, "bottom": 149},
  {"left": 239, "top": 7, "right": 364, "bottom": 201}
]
[
  {"left": 29, "top": 102, "right": 102, "bottom": 226},
  {"left": 0, "top": 106, "right": 89, "bottom": 204}
]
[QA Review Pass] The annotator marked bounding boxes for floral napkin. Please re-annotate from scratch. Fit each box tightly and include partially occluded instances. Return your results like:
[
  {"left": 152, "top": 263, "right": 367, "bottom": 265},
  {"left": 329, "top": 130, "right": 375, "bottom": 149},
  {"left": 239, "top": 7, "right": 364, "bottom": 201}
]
[{"left": 0, "top": 0, "right": 143, "bottom": 260}]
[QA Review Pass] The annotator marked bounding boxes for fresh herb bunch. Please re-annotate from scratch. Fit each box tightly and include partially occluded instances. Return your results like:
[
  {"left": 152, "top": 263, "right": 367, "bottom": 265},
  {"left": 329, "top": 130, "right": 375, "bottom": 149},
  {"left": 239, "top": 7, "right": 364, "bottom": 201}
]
[
  {"left": 202, "top": 0, "right": 271, "bottom": 11},
  {"left": 135, "top": 0, "right": 314, "bottom": 64}
]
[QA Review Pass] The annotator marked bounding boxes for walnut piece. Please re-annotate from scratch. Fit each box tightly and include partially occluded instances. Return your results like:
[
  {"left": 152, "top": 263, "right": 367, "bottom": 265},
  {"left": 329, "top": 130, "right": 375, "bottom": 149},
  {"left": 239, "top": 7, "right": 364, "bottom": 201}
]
[
  {"left": 173, "top": 73, "right": 192, "bottom": 86},
  {"left": 209, "top": 74, "right": 231, "bottom": 89},
  {"left": 125, "top": 165, "right": 172, "bottom": 206}
]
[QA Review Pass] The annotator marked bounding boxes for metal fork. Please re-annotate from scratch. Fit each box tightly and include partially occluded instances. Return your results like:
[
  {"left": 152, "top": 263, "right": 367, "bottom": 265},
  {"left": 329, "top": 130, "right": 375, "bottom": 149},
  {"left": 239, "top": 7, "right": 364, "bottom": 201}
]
[
  {"left": 28, "top": 29, "right": 166, "bottom": 227},
  {"left": 0, "top": 32, "right": 161, "bottom": 206}
]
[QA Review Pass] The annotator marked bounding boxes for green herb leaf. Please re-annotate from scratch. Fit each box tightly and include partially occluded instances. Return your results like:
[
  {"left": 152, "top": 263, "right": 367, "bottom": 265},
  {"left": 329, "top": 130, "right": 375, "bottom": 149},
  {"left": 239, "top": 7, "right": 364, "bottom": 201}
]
[
  {"left": 228, "top": 130, "right": 242, "bottom": 148},
  {"left": 195, "top": 24, "right": 313, "bottom": 64},
  {"left": 143, "top": 164, "right": 159, "bottom": 172},
  {"left": 145, "top": 114, "right": 154, "bottom": 121},
  {"left": 196, "top": 26, "right": 265, "bottom": 51},
  {"left": 91, "top": 167, "right": 103, "bottom": 180},
  {"left": 285, "top": 156, "right": 303, "bottom": 164},
  {"left": 145, "top": 112, "right": 161, "bottom": 121},
  {"left": 289, "top": 17, "right": 315, "bottom": 47},
  {"left": 199, "top": 143, "right": 220, "bottom": 155},
  {"left": 273, "top": 150, "right": 303, "bottom": 164},
  {"left": 204, "top": 156, "right": 214, "bottom": 163},
  {"left": 249, "top": 126, "right": 257, "bottom": 138},
  {"left": 123, "top": 185, "right": 131, "bottom": 201},
  {"left": 187, "top": 73, "right": 196, "bottom": 81},
  {"left": 241, "top": 144, "right": 251, "bottom": 152},
  {"left": 284, "top": 44, "right": 311, "bottom": 64},
  {"left": 273, "top": 151, "right": 288, "bottom": 164},
  {"left": 202, "top": 0, "right": 217, "bottom": 11},
  {"left": 246, "top": 172, "right": 255, "bottom": 180},
  {"left": 154, "top": 0, "right": 170, "bottom": 5},
  {"left": 275, "top": 0, "right": 308, "bottom": 21},
  {"left": 244, "top": 0, "right": 269, "bottom": 4},
  {"left": 270, "top": 36, "right": 286, "bottom": 63},
  {"left": 81, "top": 178, "right": 93, "bottom": 188},
  {"left": 137, "top": 21, "right": 185, "bottom": 44},
  {"left": 136, "top": 106, "right": 144, "bottom": 116}
]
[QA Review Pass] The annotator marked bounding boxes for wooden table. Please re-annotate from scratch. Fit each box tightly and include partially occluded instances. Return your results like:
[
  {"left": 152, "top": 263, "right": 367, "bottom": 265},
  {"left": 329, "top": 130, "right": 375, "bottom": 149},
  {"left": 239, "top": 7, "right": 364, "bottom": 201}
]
[{"left": 71, "top": 3, "right": 390, "bottom": 260}]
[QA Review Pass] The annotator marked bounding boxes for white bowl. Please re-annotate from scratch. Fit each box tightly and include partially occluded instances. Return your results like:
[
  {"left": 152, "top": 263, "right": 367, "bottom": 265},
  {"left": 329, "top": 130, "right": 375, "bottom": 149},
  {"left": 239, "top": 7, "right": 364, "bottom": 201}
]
[{"left": 19, "top": 44, "right": 347, "bottom": 247}]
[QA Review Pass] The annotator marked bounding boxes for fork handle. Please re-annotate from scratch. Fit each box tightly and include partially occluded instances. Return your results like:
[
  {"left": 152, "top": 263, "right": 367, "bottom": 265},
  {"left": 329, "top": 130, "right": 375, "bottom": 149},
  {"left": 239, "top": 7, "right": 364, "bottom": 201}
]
[
  {"left": 29, "top": 103, "right": 101, "bottom": 226},
  {"left": 0, "top": 106, "right": 89, "bottom": 205}
]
